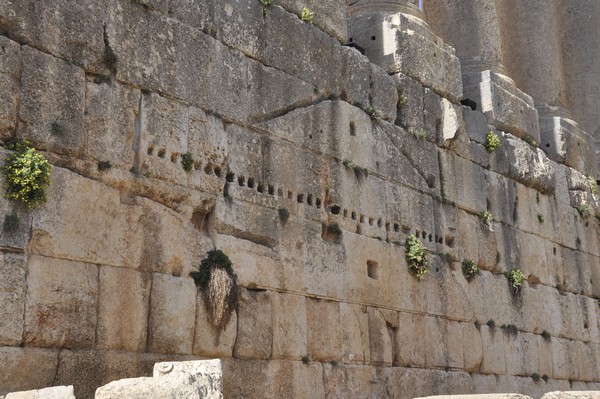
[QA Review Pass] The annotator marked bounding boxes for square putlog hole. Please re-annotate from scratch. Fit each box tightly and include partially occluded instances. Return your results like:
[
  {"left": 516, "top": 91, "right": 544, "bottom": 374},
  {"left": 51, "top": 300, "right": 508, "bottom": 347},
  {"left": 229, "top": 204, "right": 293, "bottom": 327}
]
[{"left": 367, "top": 260, "right": 379, "bottom": 280}]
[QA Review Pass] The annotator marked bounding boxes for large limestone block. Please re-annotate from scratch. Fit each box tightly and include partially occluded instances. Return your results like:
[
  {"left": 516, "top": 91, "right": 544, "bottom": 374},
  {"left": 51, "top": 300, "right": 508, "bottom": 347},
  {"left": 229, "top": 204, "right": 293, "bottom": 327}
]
[
  {"left": 463, "top": 71, "right": 540, "bottom": 143},
  {"left": 5, "top": 386, "right": 74, "bottom": 399},
  {"left": 542, "top": 393, "right": 600, "bottom": 399},
  {"left": 18, "top": 46, "right": 86, "bottom": 156},
  {"left": 0, "top": 254, "right": 26, "bottom": 346},
  {"left": 456, "top": 209, "right": 498, "bottom": 272},
  {"left": 272, "top": 292, "right": 307, "bottom": 360},
  {"left": 53, "top": 349, "right": 196, "bottom": 399},
  {"left": 23, "top": 255, "right": 97, "bottom": 348},
  {"left": 97, "top": 266, "right": 151, "bottom": 352},
  {"left": 440, "top": 150, "right": 489, "bottom": 212},
  {"left": 96, "top": 360, "right": 223, "bottom": 399},
  {"left": 83, "top": 81, "right": 138, "bottom": 169},
  {"left": 29, "top": 167, "right": 144, "bottom": 269},
  {"left": 540, "top": 117, "right": 598, "bottom": 174},
  {"left": 349, "top": 12, "right": 462, "bottom": 102},
  {"left": 274, "top": 0, "right": 347, "bottom": 43},
  {"left": 147, "top": 274, "right": 196, "bottom": 355},
  {"left": 137, "top": 198, "right": 212, "bottom": 276},
  {"left": 468, "top": 271, "right": 517, "bottom": 329},
  {"left": 393, "top": 73, "right": 425, "bottom": 132},
  {"left": 306, "top": 298, "right": 341, "bottom": 362},
  {"left": 462, "top": 323, "right": 483, "bottom": 372},
  {"left": 480, "top": 325, "right": 507, "bottom": 374},
  {"left": 339, "top": 303, "right": 370, "bottom": 364},
  {"left": 503, "top": 134, "right": 556, "bottom": 194},
  {"left": 395, "top": 312, "right": 426, "bottom": 367},
  {"left": 0, "top": 0, "right": 109, "bottom": 71},
  {"left": 416, "top": 395, "right": 533, "bottom": 399},
  {"left": 193, "top": 294, "right": 237, "bottom": 358},
  {"left": 233, "top": 288, "right": 273, "bottom": 359},
  {"left": 322, "top": 364, "right": 387, "bottom": 399},
  {"left": 0, "top": 36, "right": 20, "bottom": 138},
  {"left": 223, "top": 359, "right": 323, "bottom": 399},
  {"left": 0, "top": 347, "right": 59, "bottom": 396},
  {"left": 367, "top": 307, "right": 394, "bottom": 366}
]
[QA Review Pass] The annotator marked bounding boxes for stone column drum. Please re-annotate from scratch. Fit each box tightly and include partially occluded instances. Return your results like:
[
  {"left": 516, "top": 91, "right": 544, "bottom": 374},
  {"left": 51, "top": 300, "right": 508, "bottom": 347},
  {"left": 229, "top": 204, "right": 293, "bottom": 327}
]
[
  {"left": 347, "top": 0, "right": 463, "bottom": 102},
  {"left": 500, "top": 0, "right": 597, "bottom": 175},
  {"left": 425, "top": 0, "right": 540, "bottom": 143}
]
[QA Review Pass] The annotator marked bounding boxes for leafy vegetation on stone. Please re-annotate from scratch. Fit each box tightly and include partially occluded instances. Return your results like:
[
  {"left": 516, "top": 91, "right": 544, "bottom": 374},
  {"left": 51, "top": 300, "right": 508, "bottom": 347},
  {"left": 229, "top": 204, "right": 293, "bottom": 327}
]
[
  {"left": 576, "top": 204, "right": 590, "bottom": 218},
  {"left": 181, "top": 152, "right": 194, "bottom": 172},
  {"left": 462, "top": 259, "right": 478, "bottom": 281},
  {"left": 97, "top": 161, "right": 112, "bottom": 171},
  {"left": 190, "top": 250, "right": 238, "bottom": 331},
  {"left": 505, "top": 268, "right": 525, "bottom": 294},
  {"left": 301, "top": 7, "right": 314, "bottom": 23},
  {"left": 397, "top": 95, "right": 408, "bottom": 108},
  {"left": 484, "top": 131, "right": 501, "bottom": 153},
  {"left": 3, "top": 141, "right": 52, "bottom": 208},
  {"left": 405, "top": 234, "right": 428, "bottom": 280},
  {"left": 478, "top": 210, "right": 493, "bottom": 224}
]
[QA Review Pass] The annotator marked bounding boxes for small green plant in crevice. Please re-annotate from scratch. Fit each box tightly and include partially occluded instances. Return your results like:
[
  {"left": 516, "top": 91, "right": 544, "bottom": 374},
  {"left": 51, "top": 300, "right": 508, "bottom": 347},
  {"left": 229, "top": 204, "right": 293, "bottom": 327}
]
[
  {"left": 532, "top": 373, "right": 541, "bottom": 382},
  {"left": 3, "top": 141, "right": 52, "bottom": 209},
  {"left": 541, "top": 330, "right": 551, "bottom": 341},
  {"left": 478, "top": 210, "right": 493, "bottom": 226},
  {"left": 342, "top": 159, "right": 368, "bottom": 179},
  {"left": 50, "top": 121, "right": 64, "bottom": 136},
  {"left": 329, "top": 360, "right": 338, "bottom": 367},
  {"left": 541, "top": 374, "right": 549, "bottom": 383},
  {"left": 397, "top": 95, "right": 408, "bottom": 109},
  {"left": 405, "top": 234, "right": 428, "bottom": 281},
  {"left": 414, "top": 128, "right": 426, "bottom": 139},
  {"left": 189, "top": 250, "right": 238, "bottom": 331},
  {"left": 301, "top": 7, "right": 314, "bottom": 23},
  {"left": 537, "top": 214, "right": 544, "bottom": 223},
  {"left": 505, "top": 268, "right": 525, "bottom": 294},
  {"left": 363, "top": 105, "right": 381, "bottom": 122},
  {"left": 486, "top": 319, "right": 495, "bottom": 328},
  {"left": 181, "top": 152, "right": 194, "bottom": 173},
  {"left": 576, "top": 204, "right": 590, "bottom": 219},
  {"left": 301, "top": 355, "right": 310, "bottom": 365},
  {"left": 484, "top": 131, "right": 501, "bottom": 153},
  {"left": 524, "top": 136, "right": 538, "bottom": 147},
  {"left": 3, "top": 212, "right": 19, "bottom": 233},
  {"left": 278, "top": 207, "right": 289, "bottom": 223},
  {"left": 500, "top": 324, "right": 518, "bottom": 335},
  {"left": 258, "top": 0, "right": 273, "bottom": 15},
  {"left": 462, "top": 259, "right": 479, "bottom": 282},
  {"left": 97, "top": 161, "right": 112, "bottom": 172}
]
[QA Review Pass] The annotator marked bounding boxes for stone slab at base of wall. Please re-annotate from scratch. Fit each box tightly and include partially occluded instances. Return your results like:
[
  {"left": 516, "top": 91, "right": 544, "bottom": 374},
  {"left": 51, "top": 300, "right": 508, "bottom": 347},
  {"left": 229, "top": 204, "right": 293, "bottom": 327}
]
[{"left": 4, "top": 386, "right": 75, "bottom": 399}]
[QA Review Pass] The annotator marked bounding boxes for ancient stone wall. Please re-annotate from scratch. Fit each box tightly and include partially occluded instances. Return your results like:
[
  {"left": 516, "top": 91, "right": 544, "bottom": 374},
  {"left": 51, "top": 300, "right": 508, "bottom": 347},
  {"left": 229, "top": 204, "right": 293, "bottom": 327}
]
[{"left": 0, "top": 1, "right": 598, "bottom": 398}]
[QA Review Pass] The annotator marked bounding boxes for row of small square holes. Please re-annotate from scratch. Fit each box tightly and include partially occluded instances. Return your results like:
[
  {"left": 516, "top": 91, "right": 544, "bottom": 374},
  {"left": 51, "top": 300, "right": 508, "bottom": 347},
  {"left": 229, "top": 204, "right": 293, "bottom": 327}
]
[{"left": 147, "top": 145, "right": 223, "bottom": 177}]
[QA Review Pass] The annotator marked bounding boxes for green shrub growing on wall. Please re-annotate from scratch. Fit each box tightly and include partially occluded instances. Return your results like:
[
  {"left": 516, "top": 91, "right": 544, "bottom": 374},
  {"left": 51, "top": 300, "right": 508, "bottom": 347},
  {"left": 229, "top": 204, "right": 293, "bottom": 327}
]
[
  {"left": 181, "top": 152, "right": 194, "bottom": 172},
  {"left": 3, "top": 141, "right": 52, "bottom": 208},
  {"left": 301, "top": 7, "right": 314, "bottom": 23},
  {"left": 462, "top": 259, "right": 479, "bottom": 281},
  {"left": 190, "top": 250, "right": 237, "bottom": 331},
  {"left": 484, "top": 131, "right": 501, "bottom": 153},
  {"left": 576, "top": 204, "right": 590, "bottom": 218},
  {"left": 405, "top": 234, "right": 428, "bottom": 280},
  {"left": 505, "top": 268, "right": 525, "bottom": 294}
]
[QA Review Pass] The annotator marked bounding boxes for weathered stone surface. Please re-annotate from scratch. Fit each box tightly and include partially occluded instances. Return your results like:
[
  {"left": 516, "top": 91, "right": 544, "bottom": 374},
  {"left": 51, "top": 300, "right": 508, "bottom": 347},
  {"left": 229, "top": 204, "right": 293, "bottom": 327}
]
[
  {"left": 147, "top": 274, "right": 196, "bottom": 355},
  {"left": 274, "top": 0, "right": 347, "bottom": 43},
  {"left": 503, "top": 133, "right": 556, "bottom": 194},
  {"left": 463, "top": 71, "right": 540, "bottom": 142},
  {"left": 193, "top": 294, "right": 237, "bottom": 358},
  {"left": 96, "top": 360, "right": 223, "bottom": 399},
  {"left": 5, "top": 386, "right": 74, "bottom": 399},
  {"left": 541, "top": 392, "right": 600, "bottom": 399},
  {"left": 272, "top": 292, "right": 307, "bottom": 360},
  {"left": 97, "top": 266, "right": 151, "bottom": 352},
  {"left": 349, "top": 12, "right": 463, "bottom": 102},
  {"left": 233, "top": 287, "right": 273, "bottom": 360},
  {"left": 540, "top": 117, "right": 598, "bottom": 174},
  {"left": 223, "top": 359, "right": 324, "bottom": 399},
  {"left": 23, "top": 255, "right": 97, "bottom": 348},
  {"left": 0, "top": 36, "right": 20, "bottom": 139},
  {"left": 367, "top": 307, "right": 394, "bottom": 366},
  {"left": 306, "top": 298, "right": 341, "bottom": 362},
  {"left": 0, "top": 254, "right": 26, "bottom": 346},
  {"left": 339, "top": 302, "right": 370, "bottom": 364},
  {"left": 0, "top": 347, "right": 59, "bottom": 396},
  {"left": 18, "top": 46, "right": 86, "bottom": 156},
  {"left": 53, "top": 349, "right": 195, "bottom": 398},
  {"left": 83, "top": 81, "right": 138, "bottom": 170},
  {"left": 416, "top": 395, "right": 533, "bottom": 399}
]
